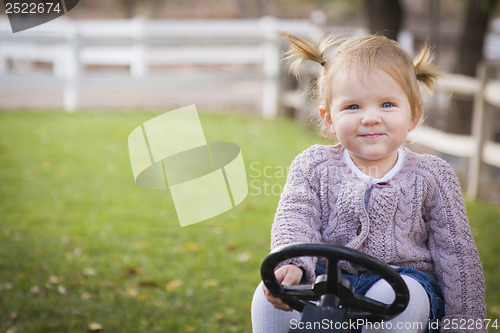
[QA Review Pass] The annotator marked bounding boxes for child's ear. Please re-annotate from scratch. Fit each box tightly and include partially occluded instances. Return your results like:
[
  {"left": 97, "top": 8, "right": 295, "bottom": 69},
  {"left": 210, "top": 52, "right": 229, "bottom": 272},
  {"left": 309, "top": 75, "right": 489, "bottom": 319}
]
[{"left": 320, "top": 108, "right": 335, "bottom": 133}]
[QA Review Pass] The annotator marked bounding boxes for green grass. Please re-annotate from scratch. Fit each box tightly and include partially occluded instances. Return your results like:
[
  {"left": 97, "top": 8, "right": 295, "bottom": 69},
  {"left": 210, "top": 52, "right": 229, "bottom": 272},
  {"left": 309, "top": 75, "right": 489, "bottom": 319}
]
[{"left": 0, "top": 110, "right": 498, "bottom": 332}]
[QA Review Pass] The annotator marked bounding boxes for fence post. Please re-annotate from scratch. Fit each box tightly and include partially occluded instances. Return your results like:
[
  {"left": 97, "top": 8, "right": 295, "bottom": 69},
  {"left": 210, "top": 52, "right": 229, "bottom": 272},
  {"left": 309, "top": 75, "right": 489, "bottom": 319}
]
[
  {"left": 64, "top": 24, "right": 81, "bottom": 112},
  {"left": 467, "top": 62, "right": 494, "bottom": 199},
  {"left": 0, "top": 17, "right": 6, "bottom": 75},
  {"left": 0, "top": 44, "right": 6, "bottom": 75},
  {"left": 261, "top": 16, "right": 280, "bottom": 119},
  {"left": 131, "top": 16, "right": 146, "bottom": 78},
  {"left": 309, "top": 10, "right": 326, "bottom": 37}
]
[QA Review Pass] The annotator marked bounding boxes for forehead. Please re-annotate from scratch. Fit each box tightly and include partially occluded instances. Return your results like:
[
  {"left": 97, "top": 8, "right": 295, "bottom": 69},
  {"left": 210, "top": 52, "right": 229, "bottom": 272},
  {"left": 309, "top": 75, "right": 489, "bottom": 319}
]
[{"left": 330, "top": 66, "right": 406, "bottom": 96}]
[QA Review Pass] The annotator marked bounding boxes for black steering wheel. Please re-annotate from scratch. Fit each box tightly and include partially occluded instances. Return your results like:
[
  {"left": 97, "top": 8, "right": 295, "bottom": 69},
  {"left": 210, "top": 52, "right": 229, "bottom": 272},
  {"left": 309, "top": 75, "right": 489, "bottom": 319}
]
[{"left": 261, "top": 243, "right": 409, "bottom": 322}]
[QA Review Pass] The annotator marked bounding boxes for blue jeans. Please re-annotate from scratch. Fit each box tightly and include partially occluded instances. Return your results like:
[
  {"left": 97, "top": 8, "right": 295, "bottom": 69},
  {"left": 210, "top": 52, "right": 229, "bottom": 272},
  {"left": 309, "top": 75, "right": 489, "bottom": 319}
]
[{"left": 314, "top": 266, "right": 444, "bottom": 333}]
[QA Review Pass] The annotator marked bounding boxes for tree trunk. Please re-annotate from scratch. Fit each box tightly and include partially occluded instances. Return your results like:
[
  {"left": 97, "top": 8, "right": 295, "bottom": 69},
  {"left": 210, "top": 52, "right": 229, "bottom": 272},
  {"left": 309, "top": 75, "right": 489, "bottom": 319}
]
[
  {"left": 120, "top": 0, "right": 137, "bottom": 19},
  {"left": 446, "top": 0, "right": 499, "bottom": 134},
  {"left": 237, "top": 0, "right": 265, "bottom": 18},
  {"left": 364, "top": 0, "right": 403, "bottom": 41}
]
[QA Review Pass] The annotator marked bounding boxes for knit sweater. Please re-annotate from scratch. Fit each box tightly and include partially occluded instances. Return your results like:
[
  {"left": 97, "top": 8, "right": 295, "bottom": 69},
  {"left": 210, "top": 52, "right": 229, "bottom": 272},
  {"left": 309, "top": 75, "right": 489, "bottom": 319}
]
[{"left": 271, "top": 144, "right": 486, "bottom": 332}]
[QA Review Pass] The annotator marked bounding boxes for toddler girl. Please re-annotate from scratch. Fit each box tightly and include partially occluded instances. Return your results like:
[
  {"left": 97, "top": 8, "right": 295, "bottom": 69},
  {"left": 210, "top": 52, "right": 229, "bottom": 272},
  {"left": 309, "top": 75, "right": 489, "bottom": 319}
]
[{"left": 251, "top": 32, "right": 486, "bottom": 333}]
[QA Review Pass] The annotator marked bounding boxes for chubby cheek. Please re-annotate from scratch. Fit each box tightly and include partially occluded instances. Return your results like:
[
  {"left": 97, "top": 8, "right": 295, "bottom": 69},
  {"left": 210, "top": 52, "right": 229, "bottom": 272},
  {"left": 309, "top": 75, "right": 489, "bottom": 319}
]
[
  {"left": 332, "top": 117, "right": 354, "bottom": 139},
  {"left": 392, "top": 115, "right": 413, "bottom": 136},
  {"left": 332, "top": 128, "right": 354, "bottom": 148}
]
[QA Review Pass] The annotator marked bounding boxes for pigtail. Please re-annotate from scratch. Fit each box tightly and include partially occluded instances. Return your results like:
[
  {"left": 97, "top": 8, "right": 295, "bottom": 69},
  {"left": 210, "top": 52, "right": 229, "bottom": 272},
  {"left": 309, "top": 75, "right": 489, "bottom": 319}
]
[
  {"left": 278, "top": 32, "right": 338, "bottom": 76},
  {"left": 413, "top": 42, "right": 441, "bottom": 93}
]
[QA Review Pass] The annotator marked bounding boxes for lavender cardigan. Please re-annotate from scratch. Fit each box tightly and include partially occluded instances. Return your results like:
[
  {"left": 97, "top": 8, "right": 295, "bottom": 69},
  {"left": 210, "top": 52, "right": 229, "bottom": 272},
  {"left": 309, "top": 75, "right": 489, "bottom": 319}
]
[{"left": 271, "top": 144, "right": 486, "bottom": 330}]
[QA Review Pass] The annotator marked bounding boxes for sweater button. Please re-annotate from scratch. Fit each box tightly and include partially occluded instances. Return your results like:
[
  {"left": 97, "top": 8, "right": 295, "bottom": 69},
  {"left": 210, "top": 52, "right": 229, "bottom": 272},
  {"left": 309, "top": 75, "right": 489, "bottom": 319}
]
[{"left": 356, "top": 225, "right": 362, "bottom": 235}]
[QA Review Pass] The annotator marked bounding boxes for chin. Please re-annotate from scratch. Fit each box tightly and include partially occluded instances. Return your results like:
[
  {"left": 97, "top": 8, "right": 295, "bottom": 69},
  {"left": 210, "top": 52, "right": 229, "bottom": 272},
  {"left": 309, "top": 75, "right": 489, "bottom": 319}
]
[{"left": 358, "top": 151, "right": 393, "bottom": 161}]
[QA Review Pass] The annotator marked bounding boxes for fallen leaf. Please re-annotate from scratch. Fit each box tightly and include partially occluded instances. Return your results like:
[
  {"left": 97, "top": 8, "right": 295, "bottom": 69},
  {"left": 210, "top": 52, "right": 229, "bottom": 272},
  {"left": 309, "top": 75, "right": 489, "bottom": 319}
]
[
  {"left": 202, "top": 279, "right": 219, "bottom": 288},
  {"left": 166, "top": 279, "right": 182, "bottom": 294},
  {"left": 124, "top": 266, "right": 143, "bottom": 277},
  {"left": 69, "top": 278, "right": 86, "bottom": 286},
  {"left": 237, "top": 252, "right": 252, "bottom": 262},
  {"left": 490, "top": 305, "right": 500, "bottom": 315},
  {"left": 138, "top": 280, "right": 158, "bottom": 288},
  {"left": 123, "top": 288, "right": 138, "bottom": 296},
  {"left": 88, "top": 322, "right": 103, "bottom": 331},
  {"left": 183, "top": 242, "right": 199, "bottom": 252},
  {"left": 214, "top": 311, "right": 224, "bottom": 320},
  {"left": 0, "top": 282, "right": 13, "bottom": 291},
  {"left": 81, "top": 292, "right": 92, "bottom": 300},
  {"left": 133, "top": 241, "right": 150, "bottom": 249},
  {"left": 42, "top": 157, "right": 51, "bottom": 168},
  {"left": 61, "top": 235, "right": 71, "bottom": 245},
  {"left": 48, "top": 275, "right": 60, "bottom": 284},
  {"left": 9, "top": 311, "right": 18, "bottom": 321},
  {"left": 48, "top": 322, "right": 58, "bottom": 329},
  {"left": 185, "top": 325, "right": 195, "bottom": 332},
  {"left": 137, "top": 294, "right": 149, "bottom": 301},
  {"left": 57, "top": 285, "right": 67, "bottom": 295},
  {"left": 29, "top": 285, "right": 43, "bottom": 295}
]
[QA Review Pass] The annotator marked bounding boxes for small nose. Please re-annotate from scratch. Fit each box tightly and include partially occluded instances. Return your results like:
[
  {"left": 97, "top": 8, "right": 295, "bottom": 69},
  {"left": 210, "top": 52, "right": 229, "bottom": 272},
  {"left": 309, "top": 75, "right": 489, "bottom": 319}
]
[{"left": 361, "top": 107, "right": 382, "bottom": 126}]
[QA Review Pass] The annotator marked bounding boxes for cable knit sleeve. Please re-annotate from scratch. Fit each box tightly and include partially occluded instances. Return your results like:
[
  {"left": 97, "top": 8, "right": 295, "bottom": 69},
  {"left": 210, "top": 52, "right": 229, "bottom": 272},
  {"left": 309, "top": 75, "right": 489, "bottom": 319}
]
[
  {"left": 270, "top": 146, "right": 326, "bottom": 283},
  {"left": 423, "top": 157, "right": 486, "bottom": 333}
]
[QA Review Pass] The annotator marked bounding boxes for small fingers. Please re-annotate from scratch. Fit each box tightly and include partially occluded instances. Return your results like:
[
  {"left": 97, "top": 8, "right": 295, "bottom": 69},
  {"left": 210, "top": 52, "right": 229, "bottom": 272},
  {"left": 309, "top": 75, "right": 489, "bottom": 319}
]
[
  {"left": 263, "top": 290, "right": 292, "bottom": 311},
  {"left": 269, "top": 297, "right": 291, "bottom": 311},
  {"left": 279, "top": 304, "right": 292, "bottom": 312}
]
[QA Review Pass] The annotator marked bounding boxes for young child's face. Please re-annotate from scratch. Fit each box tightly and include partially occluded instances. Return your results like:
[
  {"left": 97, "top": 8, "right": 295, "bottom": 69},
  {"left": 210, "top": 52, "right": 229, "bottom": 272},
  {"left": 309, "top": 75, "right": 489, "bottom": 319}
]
[{"left": 322, "top": 68, "right": 417, "bottom": 169}]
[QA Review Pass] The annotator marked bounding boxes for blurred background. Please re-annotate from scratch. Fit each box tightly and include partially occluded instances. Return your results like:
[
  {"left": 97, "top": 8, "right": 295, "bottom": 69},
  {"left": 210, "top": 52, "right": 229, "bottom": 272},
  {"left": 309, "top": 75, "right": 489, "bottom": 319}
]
[{"left": 0, "top": 1, "right": 500, "bottom": 332}]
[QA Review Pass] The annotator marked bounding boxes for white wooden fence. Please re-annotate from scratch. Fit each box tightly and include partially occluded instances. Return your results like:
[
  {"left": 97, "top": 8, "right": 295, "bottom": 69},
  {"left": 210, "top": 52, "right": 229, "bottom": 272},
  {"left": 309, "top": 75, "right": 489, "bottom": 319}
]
[
  {"left": 0, "top": 16, "right": 324, "bottom": 117},
  {"left": 420, "top": 62, "right": 500, "bottom": 199}
]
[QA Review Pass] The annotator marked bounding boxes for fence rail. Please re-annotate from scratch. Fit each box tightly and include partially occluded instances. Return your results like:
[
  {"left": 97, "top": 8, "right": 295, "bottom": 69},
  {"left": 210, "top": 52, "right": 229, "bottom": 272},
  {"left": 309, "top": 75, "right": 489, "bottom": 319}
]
[
  {"left": 0, "top": 16, "right": 323, "bottom": 117},
  {"left": 427, "top": 62, "right": 500, "bottom": 199}
]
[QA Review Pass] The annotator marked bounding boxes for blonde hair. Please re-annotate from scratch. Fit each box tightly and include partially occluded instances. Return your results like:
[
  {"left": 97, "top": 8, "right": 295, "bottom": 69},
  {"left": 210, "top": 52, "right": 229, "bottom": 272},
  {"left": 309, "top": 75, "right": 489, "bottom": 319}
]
[{"left": 279, "top": 32, "right": 440, "bottom": 139}]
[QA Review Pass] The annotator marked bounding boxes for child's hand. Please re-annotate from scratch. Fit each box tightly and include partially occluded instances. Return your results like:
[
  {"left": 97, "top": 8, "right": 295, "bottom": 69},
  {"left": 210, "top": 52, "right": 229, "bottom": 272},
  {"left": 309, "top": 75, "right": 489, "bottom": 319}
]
[{"left": 262, "top": 264, "right": 303, "bottom": 312}]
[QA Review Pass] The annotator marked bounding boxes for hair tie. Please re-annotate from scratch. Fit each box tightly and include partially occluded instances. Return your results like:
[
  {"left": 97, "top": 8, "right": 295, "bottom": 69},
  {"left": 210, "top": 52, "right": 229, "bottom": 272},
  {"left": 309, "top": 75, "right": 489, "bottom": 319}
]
[{"left": 320, "top": 60, "right": 326, "bottom": 67}]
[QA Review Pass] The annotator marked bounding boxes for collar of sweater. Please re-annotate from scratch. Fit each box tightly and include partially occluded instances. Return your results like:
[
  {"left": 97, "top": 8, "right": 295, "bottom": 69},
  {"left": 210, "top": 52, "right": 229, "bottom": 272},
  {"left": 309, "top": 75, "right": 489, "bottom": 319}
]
[{"left": 342, "top": 148, "right": 406, "bottom": 184}]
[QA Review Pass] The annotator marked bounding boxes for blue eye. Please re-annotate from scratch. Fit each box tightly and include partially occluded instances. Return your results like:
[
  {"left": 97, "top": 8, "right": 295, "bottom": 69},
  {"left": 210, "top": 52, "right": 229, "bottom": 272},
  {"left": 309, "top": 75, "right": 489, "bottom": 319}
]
[
  {"left": 346, "top": 104, "right": 360, "bottom": 110},
  {"left": 381, "top": 102, "right": 394, "bottom": 108}
]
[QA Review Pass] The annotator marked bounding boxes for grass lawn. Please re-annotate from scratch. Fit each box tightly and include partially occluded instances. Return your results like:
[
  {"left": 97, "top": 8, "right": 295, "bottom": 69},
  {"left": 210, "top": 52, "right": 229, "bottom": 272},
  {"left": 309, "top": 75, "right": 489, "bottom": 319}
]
[{"left": 0, "top": 110, "right": 499, "bottom": 332}]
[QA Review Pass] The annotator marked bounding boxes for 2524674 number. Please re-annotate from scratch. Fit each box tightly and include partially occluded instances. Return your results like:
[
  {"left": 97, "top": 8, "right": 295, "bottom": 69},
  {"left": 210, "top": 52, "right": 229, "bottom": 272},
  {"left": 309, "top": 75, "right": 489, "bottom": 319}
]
[{"left": 5, "top": 2, "right": 62, "bottom": 14}]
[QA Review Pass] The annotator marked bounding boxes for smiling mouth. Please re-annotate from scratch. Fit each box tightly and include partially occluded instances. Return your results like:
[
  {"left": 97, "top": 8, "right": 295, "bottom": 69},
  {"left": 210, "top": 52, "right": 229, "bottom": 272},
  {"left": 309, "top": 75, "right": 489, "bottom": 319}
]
[{"left": 359, "top": 133, "right": 384, "bottom": 138}]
